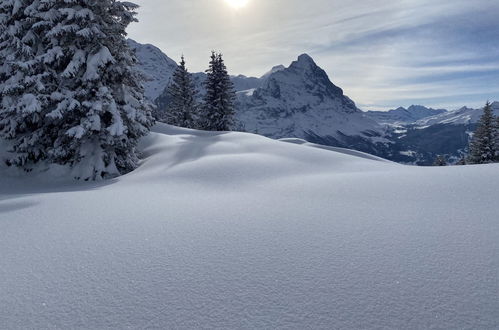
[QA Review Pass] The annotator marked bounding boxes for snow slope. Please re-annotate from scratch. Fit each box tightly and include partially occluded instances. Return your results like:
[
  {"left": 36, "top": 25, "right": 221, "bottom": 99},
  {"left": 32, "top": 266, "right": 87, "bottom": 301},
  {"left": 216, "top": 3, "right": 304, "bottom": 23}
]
[{"left": 1, "top": 124, "right": 498, "bottom": 329}]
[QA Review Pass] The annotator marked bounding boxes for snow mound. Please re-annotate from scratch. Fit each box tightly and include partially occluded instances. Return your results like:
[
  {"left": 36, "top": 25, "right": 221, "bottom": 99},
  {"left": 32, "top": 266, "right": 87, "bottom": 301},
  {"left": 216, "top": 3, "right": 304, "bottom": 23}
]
[
  {"left": 279, "top": 137, "right": 392, "bottom": 162},
  {"left": 0, "top": 124, "right": 498, "bottom": 329}
]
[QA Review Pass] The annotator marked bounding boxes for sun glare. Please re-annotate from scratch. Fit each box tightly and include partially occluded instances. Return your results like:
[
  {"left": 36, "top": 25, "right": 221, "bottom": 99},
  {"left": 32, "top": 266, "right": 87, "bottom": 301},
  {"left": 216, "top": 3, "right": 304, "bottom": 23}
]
[{"left": 224, "top": 0, "right": 250, "bottom": 9}]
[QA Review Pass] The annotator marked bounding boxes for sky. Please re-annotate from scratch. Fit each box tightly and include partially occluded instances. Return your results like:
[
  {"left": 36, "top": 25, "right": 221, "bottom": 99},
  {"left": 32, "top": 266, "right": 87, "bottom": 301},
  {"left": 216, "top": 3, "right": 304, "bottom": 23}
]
[{"left": 127, "top": 0, "right": 499, "bottom": 111}]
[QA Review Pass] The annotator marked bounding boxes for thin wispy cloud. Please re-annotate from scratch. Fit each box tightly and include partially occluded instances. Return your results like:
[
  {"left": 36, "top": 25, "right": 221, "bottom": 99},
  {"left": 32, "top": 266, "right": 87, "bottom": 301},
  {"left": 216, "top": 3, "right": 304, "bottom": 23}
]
[{"left": 128, "top": 0, "right": 499, "bottom": 110}]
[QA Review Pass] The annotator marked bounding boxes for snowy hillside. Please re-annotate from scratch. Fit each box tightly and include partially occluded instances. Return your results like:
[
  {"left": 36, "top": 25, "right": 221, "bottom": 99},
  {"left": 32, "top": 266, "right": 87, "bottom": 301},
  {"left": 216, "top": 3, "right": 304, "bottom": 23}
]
[
  {"left": 1, "top": 124, "right": 498, "bottom": 329},
  {"left": 236, "top": 54, "right": 385, "bottom": 143},
  {"left": 366, "top": 105, "right": 447, "bottom": 124}
]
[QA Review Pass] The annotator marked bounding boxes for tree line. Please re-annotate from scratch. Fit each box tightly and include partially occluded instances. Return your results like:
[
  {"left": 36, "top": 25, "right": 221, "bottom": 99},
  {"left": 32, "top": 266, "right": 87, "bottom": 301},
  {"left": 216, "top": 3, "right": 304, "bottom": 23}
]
[{"left": 154, "top": 52, "right": 236, "bottom": 131}]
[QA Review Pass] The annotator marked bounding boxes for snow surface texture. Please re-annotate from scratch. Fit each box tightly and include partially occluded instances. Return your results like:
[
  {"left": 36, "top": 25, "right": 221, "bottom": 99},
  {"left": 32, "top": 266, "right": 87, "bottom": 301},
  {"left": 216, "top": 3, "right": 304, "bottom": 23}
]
[{"left": 1, "top": 124, "right": 498, "bottom": 329}]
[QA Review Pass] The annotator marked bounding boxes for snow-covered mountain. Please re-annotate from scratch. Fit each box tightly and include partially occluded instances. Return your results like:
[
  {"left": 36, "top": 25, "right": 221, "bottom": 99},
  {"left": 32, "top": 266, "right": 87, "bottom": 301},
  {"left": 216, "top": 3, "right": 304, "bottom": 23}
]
[
  {"left": 366, "top": 105, "right": 447, "bottom": 124},
  {"left": 127, "top": 39, "right": 178, "bottom": 101},
  {"left": 415, "top": 102, "right": 499, "bottom": 126},
  {"left": 131, "top": 40, "right": 387, "bottom": 154},
  {"left": 236, "top": 54, "right": 386, "bottom": 147},
  {"left": 260, "top": 64, "right": 286, "bottom": 80}
]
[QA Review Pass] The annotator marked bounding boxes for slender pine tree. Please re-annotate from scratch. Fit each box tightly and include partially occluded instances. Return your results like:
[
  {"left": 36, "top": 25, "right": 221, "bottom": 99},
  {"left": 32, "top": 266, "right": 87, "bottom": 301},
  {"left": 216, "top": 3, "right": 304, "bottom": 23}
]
[
  {"left": 155, "top": 55, "right": 198, "bottom": 128},
  {"left": 468, "top": 101, "right": 496, "bottom": 164},
  {"left": 200, "top": 52, "right": 236, "bottom": 131},
  {"left": 0, "top": 0, "right": 153, "bottom": 180},
  {"left": 468, "top": 102, "right": 496, "bottom": 164}
]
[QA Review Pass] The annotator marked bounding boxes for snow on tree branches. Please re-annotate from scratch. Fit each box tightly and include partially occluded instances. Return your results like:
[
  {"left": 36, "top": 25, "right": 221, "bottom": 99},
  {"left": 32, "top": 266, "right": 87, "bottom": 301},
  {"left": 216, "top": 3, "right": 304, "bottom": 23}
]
[{"left": 0, "top": 0, "right": 153, "bottom": 180}]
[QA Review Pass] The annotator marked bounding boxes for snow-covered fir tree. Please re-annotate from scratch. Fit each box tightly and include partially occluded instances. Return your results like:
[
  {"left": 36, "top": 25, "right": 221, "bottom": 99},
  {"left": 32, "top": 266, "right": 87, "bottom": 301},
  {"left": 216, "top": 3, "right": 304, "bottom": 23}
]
[
  {"left": 199, "top": 52, "right": 236, "bottom": 131},
  {"left": 468, "top": 102, "right": 496, "bottom": 164},
  {"left": 0, "top": 0, "right": 44, "bottom": 165},
  {"left": 155, "top": 55, "right": 198, "bottom": 128},
  {"left": 0, "top": 0, "right": 153, "bottom": 180}
]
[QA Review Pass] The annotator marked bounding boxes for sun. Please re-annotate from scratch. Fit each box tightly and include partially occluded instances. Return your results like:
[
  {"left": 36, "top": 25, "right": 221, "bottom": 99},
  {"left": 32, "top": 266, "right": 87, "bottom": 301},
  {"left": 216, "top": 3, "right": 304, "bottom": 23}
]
[{"left": 224, "top": 0, "right": 250, "bottom": 9}]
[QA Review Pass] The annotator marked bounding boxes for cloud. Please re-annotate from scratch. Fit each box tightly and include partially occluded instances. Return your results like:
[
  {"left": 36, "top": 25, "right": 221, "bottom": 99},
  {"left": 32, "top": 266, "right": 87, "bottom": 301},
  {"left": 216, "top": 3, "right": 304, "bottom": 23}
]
[{"left": 128, "top": 0, "right": 499, "bottom": 110}]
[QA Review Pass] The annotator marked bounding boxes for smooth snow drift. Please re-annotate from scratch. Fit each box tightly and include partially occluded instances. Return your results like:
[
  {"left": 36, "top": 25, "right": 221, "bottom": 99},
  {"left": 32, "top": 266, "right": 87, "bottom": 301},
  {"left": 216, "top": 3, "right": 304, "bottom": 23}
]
[{"left": 0, "top": 124, "right": 498, "bottom": 329}]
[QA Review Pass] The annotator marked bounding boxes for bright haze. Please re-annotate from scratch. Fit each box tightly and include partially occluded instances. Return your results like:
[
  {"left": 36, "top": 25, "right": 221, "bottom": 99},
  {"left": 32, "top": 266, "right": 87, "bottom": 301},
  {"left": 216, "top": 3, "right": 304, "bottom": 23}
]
[{"left": 127, "top": 0, "right": 499, "bottom": 111}]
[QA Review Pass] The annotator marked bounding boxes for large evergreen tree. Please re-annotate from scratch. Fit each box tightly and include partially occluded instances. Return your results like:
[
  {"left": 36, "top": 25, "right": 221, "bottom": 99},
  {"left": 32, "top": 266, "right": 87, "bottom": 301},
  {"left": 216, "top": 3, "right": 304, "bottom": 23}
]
[
  {"left": 0, "top": 0, "right": 44, "bottom": 165},
  {"left": 200, "top": 52, "right": 236, "bottom": 131},
  {"left": 0, "top": 0, "right": 153, "bottom": 180},
  {"left": 155, "top": 55, "right": 197, "bottom": 128},
  {"left": 467, "top": 101, "right": 496, "bottom": 164}
]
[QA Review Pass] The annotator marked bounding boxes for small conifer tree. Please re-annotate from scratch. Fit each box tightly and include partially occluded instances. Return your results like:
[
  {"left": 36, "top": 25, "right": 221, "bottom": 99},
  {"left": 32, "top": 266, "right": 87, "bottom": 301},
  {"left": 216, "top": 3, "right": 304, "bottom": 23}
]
[
  {"left": 199, "top": 52, "right": 236, "bottom": 131},
  {"left": 155, "top": 56, "right": 198, "bottom": 128},
  {"left": 468, "top": 102, "right": 496, "bottom": 164}
]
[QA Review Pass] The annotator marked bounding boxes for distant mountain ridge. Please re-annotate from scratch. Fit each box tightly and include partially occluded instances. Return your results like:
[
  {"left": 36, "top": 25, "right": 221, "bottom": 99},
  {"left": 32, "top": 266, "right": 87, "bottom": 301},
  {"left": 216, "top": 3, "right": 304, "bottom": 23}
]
[
  {"left": 415, "top": 102, "right": 499, "bottom": 126},
  {"left": 366, "top": 105, "right": 447, "bottom": 124}
]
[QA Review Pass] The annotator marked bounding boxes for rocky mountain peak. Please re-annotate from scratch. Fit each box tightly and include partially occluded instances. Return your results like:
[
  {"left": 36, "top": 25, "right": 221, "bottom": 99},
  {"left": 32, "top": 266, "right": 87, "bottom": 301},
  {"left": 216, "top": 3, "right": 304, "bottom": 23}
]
[{"left": 291, "top": 53, "right": 316, "bottom": 68}]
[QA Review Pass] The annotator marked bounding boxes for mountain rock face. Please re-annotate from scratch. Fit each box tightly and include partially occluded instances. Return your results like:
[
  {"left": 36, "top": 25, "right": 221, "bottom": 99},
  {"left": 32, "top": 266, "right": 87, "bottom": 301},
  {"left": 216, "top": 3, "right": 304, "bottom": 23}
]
[
  {"left": 127, "top": 39, "right": 178, "bottom": 101},
  {"left": 236, "top": 54, "right": 386, "bottom": 150},
  {"left": 366, "top": 105, "right": 447, "bottom": 124}
]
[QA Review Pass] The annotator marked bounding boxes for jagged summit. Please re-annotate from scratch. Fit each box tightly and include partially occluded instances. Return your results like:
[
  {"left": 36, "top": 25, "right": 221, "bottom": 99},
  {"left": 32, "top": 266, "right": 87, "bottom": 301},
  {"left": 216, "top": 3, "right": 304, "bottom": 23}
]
[
  {"left": 236, "top": 54, "right": 383, "bottom": 145},
  {"left": 292, "top": 53, "right": 316, "bottom": 67}
]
